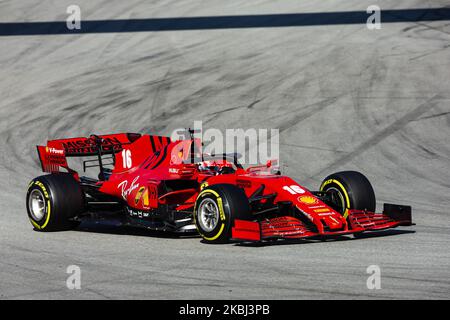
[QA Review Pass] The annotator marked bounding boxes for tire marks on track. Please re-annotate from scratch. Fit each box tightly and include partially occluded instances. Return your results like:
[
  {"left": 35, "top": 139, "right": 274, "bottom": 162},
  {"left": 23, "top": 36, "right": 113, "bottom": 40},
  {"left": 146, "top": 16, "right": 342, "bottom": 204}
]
[{"left": 309, "top": 95, "right": 442, "bottom": 179}]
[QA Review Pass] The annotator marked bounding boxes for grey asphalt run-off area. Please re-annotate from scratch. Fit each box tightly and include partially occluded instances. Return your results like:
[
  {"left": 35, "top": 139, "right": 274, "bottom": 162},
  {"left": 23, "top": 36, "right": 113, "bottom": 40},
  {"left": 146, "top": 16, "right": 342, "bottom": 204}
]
[{"left": 0, "top": 0, "right": 449, "bottom": 299}]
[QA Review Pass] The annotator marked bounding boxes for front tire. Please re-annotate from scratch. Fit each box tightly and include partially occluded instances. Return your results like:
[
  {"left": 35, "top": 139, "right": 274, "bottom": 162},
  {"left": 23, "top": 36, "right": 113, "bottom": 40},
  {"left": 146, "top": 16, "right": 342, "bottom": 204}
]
[
  {"left": 320, "top": 171, "right": 376, "bottom": 219},
  {"left": 26, "top": 173, "right": 85, "bottom": 231},
  {"left": 193, "top": 184, "right": 251, "bottom": 244}
]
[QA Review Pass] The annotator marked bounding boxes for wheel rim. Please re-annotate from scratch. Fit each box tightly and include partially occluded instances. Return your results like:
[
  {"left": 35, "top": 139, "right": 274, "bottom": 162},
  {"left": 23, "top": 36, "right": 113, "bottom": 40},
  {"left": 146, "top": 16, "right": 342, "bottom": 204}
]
[
  {"left": 198, "top": 198, "right": 220, "bottom": 232},
  {"left": 327, "top": 187, "right": 346, "bottom": 214},
  {"left": 29, "top": 189, "right": 46, "bottom": 221}
]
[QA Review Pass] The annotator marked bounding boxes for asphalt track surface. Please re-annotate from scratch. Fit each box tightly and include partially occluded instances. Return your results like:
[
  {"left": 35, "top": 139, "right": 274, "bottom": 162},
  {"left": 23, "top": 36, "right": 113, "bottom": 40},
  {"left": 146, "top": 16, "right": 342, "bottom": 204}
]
[{"left": 0, "top": 0, "right": 449, "bottom": 299}]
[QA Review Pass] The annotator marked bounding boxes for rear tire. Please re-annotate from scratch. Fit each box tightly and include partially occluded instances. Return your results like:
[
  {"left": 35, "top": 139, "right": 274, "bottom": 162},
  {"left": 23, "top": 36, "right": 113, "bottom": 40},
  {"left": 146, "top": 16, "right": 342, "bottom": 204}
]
[
  {"left": 320, "top": 171, "right": 376, "bottom": 218},
  {"left": 193, "top": 184, "right": 251, "bottom": 244},
  {"left": 26, "top": 173, "right": 85, "bottom": 231}
]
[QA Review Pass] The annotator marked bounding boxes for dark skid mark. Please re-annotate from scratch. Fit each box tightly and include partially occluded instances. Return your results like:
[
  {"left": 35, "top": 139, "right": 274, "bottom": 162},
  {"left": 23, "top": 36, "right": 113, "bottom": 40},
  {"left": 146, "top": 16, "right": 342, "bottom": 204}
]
[
  {"left": 280, "top": 142, "right": 347, "bottom": 154},
  {"left": 413, "top": 111, "right": 450, "bottom": 121},
  {"left": 206, "top": 98, "right": 263, "bottom": 117},
  {"left": 1, "top": 8, "right": 450, "bottom": 36}
]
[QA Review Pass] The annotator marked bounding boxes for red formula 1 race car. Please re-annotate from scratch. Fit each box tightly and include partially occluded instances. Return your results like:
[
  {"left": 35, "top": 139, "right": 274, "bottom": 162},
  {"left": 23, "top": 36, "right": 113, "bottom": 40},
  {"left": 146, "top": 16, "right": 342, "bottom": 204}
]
[{"left": 26, "top": 131, "right": 413, "bottom": 243}]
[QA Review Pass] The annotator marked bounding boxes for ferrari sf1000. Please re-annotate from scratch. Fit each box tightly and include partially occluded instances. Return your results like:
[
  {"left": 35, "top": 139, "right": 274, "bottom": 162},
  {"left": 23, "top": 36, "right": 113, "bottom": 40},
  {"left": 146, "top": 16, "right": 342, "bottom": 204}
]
[{"left": 26, "top": 131, "right": 413, "bottom": 243}]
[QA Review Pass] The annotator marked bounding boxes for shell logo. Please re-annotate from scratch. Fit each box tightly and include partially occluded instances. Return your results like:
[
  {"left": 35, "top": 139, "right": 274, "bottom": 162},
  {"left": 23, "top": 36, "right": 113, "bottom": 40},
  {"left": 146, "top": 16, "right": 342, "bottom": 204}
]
[{"left": 298, "top": 196, "right": 318, "bottom": 205}]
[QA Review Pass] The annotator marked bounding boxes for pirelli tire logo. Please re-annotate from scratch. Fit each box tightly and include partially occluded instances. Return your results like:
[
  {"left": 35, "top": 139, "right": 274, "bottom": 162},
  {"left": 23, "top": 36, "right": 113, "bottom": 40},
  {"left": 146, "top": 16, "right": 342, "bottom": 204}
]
[{"left": 34, "top": 181, "right": 50, "bottom": 199}]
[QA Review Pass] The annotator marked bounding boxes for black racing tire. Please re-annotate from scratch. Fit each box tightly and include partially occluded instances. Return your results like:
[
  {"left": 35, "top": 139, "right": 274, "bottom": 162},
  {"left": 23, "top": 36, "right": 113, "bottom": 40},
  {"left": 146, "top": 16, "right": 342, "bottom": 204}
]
[
  {"left": 26, "top": 173, "right": 85, "bottom": 231},
  {"left": 193, "top": 184, "right": 251, "bottom": 244},
  {"left": 320, "top": 171, "right": 376, "bottom": 218}
]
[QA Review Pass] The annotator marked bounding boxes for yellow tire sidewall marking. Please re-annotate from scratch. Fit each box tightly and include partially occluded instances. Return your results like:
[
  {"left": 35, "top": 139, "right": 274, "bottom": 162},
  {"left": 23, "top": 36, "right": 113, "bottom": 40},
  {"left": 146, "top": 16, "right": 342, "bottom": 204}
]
[
  {"left": 30, "top": 218, "right": 41, "bottom": 229},
  {"left": 28, "top": 180, "right": 51, "bottom": 230},
  {"left": 320, "top": 179, "right": 351, "bottom": 218},
  {"left": 203, "top": 223, "right": 225, "bottom": 241},
  {"left": 41, "top": 199, "right": 51, "bottom": 229},
  {"left": 194, "top": 189, "right": 227, "bottom": 241}
]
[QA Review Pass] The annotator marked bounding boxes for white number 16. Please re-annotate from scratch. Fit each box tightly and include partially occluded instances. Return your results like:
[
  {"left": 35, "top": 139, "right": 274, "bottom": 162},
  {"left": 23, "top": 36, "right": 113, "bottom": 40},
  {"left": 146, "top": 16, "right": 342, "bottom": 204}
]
[
  {"left": 283, "top": 185, "right": 306, "bottom": 194},
  {"left": 122, "top": 149, "right": 132, "bottom": 169}
]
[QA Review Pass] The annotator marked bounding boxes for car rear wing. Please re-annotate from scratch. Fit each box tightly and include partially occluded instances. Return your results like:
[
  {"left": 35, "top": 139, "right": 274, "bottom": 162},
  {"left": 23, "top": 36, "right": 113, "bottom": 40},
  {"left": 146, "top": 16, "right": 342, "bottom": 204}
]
[{"left": 36, "top": 133, "right": 142, "bottom": 173}]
